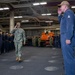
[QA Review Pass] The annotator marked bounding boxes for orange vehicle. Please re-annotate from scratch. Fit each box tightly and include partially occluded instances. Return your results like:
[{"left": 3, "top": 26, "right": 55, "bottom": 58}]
[
  {"left": 41, "top": 32, "right": 54, "bottom": 41},
  {"left": 40, "top": 32, "right": 49, "bottom": 41},
  {"left": 40, "top": 31, "right": 54, "bottom": 46}
]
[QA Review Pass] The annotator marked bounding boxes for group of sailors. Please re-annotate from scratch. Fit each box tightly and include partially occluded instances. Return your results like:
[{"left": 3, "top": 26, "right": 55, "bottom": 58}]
[
  {"left": 0, "top": 30, "right": 61, "bottom": 55},
  {"left": 0, "top": 30, "right": 14, "bottom": 55},
  {"left": 26, "top": 35, "right": 61, "bottom": 48}
]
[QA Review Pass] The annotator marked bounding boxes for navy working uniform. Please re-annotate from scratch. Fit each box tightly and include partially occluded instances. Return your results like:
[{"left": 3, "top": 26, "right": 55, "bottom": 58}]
[
  {"left": 2, "top": 33, "right": 6, "bottom": 53},
  {"left": 5, "top": 34, "right": 9, "bottom": 52},
  {"left": 58, "top": 9, "right": 75, "bottom": 75},
  {"left": 0, "top": 33, "right": 2, "bottom": 54}
]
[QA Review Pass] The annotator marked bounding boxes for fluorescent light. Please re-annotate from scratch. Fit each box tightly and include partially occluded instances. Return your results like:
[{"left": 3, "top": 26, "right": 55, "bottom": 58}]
[
  {"left": 45, "top": 21, "right": 53, "bottom": 23},
  {"left": 41, "top": 13, "right": 51, "bottom": 16},
  {"left": 41, "top": 14, "right": 47, "bottom": 16},
  {"left": 14, "top": 16, "right": 17, "bottom": 18},
  {"left": 71, "top": 6, "right": 75, "bottom": 8},
  {"left": 3, "top": 7, "right": 9, "bottom": 10},
  {"left": 18, "top": 16, "right": 23, "bottom": 18},
  {"left": 33, "top": 3, "right": 40, "bottom": 6},
  {"left": 0, "top": 7, "right": 9, "bottom": 11},
  {"left": 14, "top": 16, "right": 23, "bottom": 18},
  {"left": 21, "top": 20, "right": 29, "bottom": 22},
  {"left": 33, "top": 2, "right": 47, "bottom": 6},
  {"left": 0, "top": 8, "right": 4, "bottom": 11},
  {"left": 47, "top": 13, "right": 51, "bottom": 16},
  {"left": 40, "top": 2, "right": 47, "bottom": 5}
]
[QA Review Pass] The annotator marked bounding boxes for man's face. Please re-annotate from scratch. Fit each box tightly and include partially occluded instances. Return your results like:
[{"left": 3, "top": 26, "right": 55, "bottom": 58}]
[
  {"left": 0, "top": 32, "right": 2, "bottom": 34},
  {"left": 16, "top": 23, "right": 21, "bottom": 28},
  {"left": 60, "top": 5, "right": 66, "bottom": 12}
]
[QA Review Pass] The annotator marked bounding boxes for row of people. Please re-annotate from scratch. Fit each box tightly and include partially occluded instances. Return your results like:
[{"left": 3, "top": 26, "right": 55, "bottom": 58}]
[
  {"left": 0, "top": 30, "right": 14, "bottom": 54},
  {"left": 26, "top": 35, "right": 61, "bottom": 48}
]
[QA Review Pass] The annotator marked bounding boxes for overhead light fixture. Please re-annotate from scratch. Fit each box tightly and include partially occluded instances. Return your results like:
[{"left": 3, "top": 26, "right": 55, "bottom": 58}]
[
  {"left": 71, "top": 6, "right": 75, "bottom": 8},
  {"left": 33, "top": 2, "right": 47, "bottom": 6},
  {"left": 45, "top": 21, "right": 53, "bottom": 23},
  {"left": 0, "top": 7, "right": 9, "bottom": 11},
  {"left": 41, "top": 14, "right": 47, "bottom": 16},
  {"left": 14, "top": 16, "right": 23, "bottom": 18},
  {"left": 33, "top": 3, "right": 40, "bottom": 6},
  {"left": 0, "top": 8, "right": 4, "bottom": 11},
  {"left": 47, "top": 13, "right": 51, "bottom": 16},
  {"left": 3, "top": 7, "right": 9, "bottom": 10},
  {"left": 21, "top": 20, "right": 29, "bottom": 22},
  {"left": 40, "top": 2, "right": 47, "bottom": 5},
  {"left": 41, "top": 13, "right": 51, "bottom": 16}
]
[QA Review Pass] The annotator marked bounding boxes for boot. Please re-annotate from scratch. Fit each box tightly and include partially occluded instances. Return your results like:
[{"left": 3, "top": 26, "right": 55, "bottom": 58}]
[
  {"left": 18, "top": 57, "right": 22, "bottom": 62},
  {"left": 16, "top": 57, "right": 19, "bottom": 61}
]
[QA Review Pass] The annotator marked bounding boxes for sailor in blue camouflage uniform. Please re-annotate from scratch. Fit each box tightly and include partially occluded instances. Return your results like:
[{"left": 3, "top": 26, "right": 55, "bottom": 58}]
[
  {"left": 11, "top": 22, "right": 26, "bottom": 62},
  {"left": 58, "top": 1, "right": 75, "bottom": 75},
  {"left": 0, "top": 30, "right": 2, "bottom": 54}
]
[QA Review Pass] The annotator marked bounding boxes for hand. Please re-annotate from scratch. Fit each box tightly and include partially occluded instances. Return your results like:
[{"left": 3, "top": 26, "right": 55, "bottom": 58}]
[
  {"left": 58, "top": 8, "right": 62, "bottom": 15},
  {"left": 14, "top": 26, "right": 17, "bottom": 29},
  {"left": 66, "top": 40, "right": 71, "bottom": 45},
  {"left": 23, "top": 42, "right": 25, "bottom": 45}
]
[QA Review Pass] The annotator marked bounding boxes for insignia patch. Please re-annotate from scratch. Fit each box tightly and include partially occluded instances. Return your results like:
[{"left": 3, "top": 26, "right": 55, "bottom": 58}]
[{"left": 68, "top": 15, "right": 70, "bottom": 18}]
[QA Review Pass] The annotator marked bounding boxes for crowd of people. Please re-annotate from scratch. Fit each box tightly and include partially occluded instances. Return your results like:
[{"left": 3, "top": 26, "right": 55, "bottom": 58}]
[
  {"left": 0, "top": 29, "right": 61, "bottom": 56},
  {"left": 0, "top": 30, "right": 14, "bottom": 55},
  {"left": 0, "top": 0, "right": 74, "bottom": 74},
  {"left": 26, "top": 35, "right": 61, "bottom": 48}
]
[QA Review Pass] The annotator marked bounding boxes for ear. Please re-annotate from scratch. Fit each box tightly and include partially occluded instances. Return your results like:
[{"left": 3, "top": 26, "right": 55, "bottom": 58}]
[{"left": 64, "top": 5, "right": 67, "bottom": 8}]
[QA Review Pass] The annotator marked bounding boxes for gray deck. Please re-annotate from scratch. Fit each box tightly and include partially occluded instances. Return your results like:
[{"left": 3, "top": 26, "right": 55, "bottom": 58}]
[{"left": 0, "top": 47, "right": 64, "bottom": 75}]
